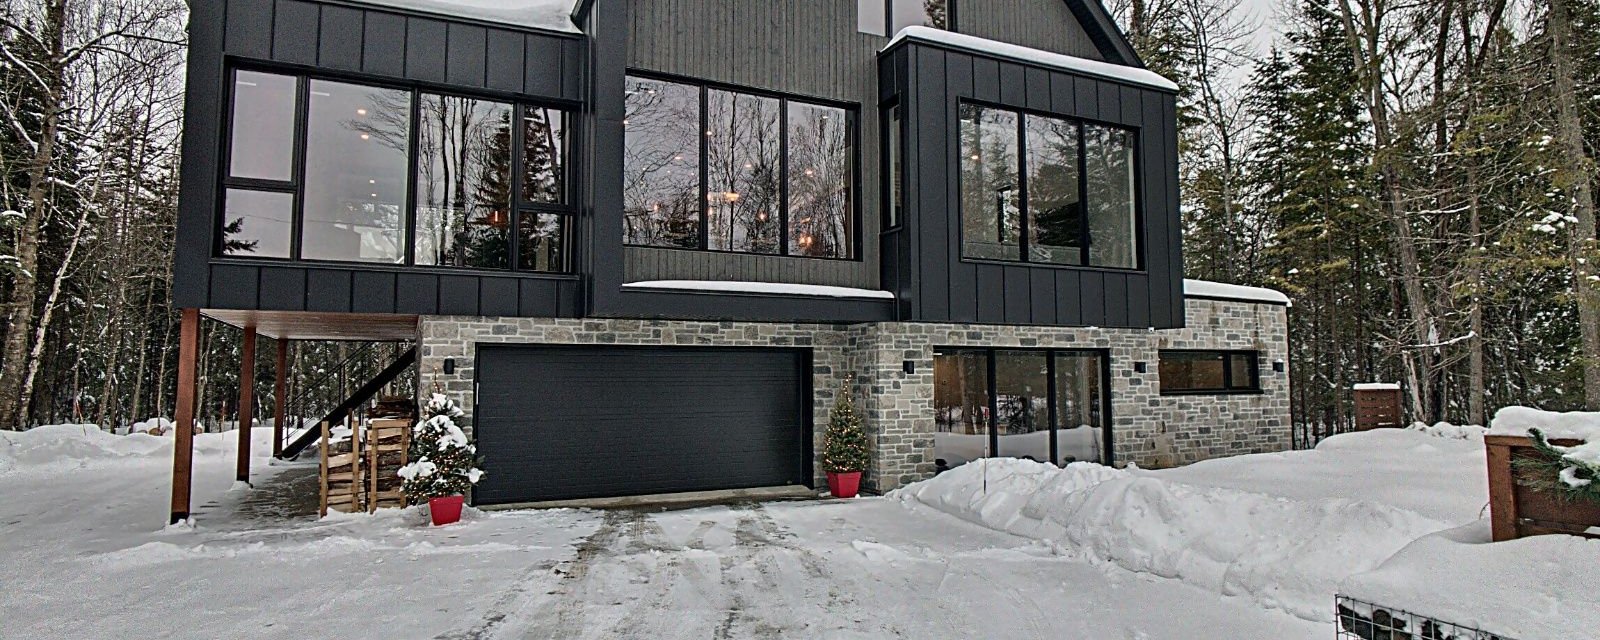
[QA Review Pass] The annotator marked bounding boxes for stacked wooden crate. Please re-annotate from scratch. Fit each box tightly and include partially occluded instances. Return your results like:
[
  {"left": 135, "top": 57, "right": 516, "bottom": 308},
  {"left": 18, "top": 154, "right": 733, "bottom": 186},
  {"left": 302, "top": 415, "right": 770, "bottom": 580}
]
[
  {"left": 319, "top": 420, "right": 363, "bottom": 516},
  {"left": 366, "top": 419, "right": 411, "bottom": 511}
]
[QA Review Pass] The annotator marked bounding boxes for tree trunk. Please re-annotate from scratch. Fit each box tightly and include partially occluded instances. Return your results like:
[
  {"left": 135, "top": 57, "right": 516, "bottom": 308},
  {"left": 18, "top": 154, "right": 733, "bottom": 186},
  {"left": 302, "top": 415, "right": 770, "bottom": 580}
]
[
  {"left": 1549, "top": 0, "right": 1600, "bottom": 410},
  {"left": 0, "top": 0, "right": 67, "bottom": 429}
]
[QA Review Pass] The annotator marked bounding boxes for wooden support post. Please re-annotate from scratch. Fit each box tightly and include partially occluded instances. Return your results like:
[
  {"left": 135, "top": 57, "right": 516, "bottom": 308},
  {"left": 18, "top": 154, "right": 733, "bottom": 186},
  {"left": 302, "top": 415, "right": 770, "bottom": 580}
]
[
  {"left": 169, "top": 308, "right": 200, "bottom": 524},
  {"left": 236, "top": 325, "right": 256, "bottom": 484},
  {"left": 273, "top": 338, "right": 287, "bottom": 458}
]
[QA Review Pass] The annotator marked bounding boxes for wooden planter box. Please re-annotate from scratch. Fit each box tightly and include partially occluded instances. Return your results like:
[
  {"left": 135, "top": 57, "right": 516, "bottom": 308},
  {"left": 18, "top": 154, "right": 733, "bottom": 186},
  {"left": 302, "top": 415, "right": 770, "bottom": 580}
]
[{"left": 1486, "top": 434, "right": 1600, "bottom": 542}]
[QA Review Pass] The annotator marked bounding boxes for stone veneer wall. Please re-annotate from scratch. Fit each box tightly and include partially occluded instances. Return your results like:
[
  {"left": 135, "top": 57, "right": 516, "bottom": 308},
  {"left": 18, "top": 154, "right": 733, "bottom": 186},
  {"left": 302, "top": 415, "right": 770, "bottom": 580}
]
[{"left": 417, "top": 297, "right": 1290, "bottom": 494}]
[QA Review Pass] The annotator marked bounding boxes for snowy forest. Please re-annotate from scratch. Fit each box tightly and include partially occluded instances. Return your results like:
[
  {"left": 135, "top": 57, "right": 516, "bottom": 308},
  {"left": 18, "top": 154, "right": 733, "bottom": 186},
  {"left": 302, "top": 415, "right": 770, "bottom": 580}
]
[{"left": 0, "top": 0, "right": 1597, "bottom": 436}]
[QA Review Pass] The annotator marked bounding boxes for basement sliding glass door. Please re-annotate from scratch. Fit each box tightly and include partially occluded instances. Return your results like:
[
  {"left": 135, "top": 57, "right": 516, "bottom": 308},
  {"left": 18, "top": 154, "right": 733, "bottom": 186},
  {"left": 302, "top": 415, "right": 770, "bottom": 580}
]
[{"left": 933, "top": 349, "right": 1110, "bottom": 472}]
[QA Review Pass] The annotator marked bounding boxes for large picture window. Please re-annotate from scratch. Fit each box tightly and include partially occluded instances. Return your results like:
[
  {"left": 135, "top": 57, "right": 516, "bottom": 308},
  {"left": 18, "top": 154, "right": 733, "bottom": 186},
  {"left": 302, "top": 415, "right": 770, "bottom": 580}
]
[
  {"left": 1159, "top": 350, "right": 1260, "bottom": 394},
  {"left": 933, "top": 348, "right": 1109, "bottom": 470},
  {"left": 219, "top": 69, "right": 570, "bottom": 273},
  {"left": 959, "top": 103, "right": 1141, "bottom": 269},
  {"left": 623, "top": 73, "right": 857, "bottom": 260}
]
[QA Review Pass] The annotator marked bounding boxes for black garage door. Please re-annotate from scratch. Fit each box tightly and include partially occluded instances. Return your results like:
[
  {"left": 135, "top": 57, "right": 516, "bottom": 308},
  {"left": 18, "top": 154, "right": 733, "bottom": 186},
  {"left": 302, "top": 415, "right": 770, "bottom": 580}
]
[{"left": 472, "top": 345, "right": 812, "bottom": 505}]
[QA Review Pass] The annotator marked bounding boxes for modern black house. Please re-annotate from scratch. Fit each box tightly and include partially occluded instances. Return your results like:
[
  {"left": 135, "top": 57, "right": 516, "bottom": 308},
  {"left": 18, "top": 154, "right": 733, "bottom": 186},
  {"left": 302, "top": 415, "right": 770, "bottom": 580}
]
[{"left": 168, "top": 0, "right": 1291, "bottom": 518}]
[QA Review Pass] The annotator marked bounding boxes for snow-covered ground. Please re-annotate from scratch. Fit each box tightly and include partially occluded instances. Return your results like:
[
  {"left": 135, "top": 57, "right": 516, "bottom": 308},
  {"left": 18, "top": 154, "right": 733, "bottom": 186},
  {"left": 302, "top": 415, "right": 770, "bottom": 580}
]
[{"left": 1, "top": 420, "right": 1592, "bottom": 639}]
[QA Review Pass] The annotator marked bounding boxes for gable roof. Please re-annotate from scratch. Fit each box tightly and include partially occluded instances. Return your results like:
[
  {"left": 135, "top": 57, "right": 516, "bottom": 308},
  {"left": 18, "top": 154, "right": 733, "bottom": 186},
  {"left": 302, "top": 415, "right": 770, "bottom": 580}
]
[
  {"left": 571, "top": 0, "right": 1141, "bottom": 66},
  {"left": 1064, "top": 0, "right": 1145, "bottom": 68}
]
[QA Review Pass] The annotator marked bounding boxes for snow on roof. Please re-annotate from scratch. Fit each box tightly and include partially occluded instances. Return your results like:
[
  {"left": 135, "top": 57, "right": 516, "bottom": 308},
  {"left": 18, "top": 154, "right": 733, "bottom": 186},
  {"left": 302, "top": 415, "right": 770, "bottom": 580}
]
[
  {"left": 885, "top": 26, "right": 1179, "bottom": 93},
  {"left": 344, "top": 0, "right": 581, "bottom": 34},
  {"left": 1488, "top": 406, "right": 1600, "bottom": 440},
  {"left": 1183, "top": 279, "right": 1292, "bottom": 306},
  {"left": 623, "top": 280, "right": 896, "bottom": 300},
  {"left": 1353, "top": 383, "right": 1401, "bottom": 391}
]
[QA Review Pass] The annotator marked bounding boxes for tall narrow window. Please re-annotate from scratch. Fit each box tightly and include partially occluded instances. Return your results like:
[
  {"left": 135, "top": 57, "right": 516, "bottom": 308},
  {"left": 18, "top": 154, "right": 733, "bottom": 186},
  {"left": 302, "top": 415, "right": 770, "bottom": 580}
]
[
  {"left": 1085, "top": 124, "right": 1139, "bottom": 269},
  {"left": 299, "top": 80, "right": 411, "bottom": 264},
  {"left": 959, "top": 104, "right": 1021, "bottom": 261},
  {"left": 885, "top": 104, "right": 904, "bottom": 229},
  {"left": 1025, "top": 115, "right": 1083, "bottom": 265},
  {"left": 934, "top": 349, "right": 991, "bottom": 469},
  {"left": 707, "top": 89, "right": 783, "bottom": 254},
  {"left": 994, "top": 351, "right": 1050, "bottom": 462},
  {"left": 622, "top": 77, "right": 702, "bottom": 249},
  {"left": 518, "top": 106, "right": 568, "bottom": 272},
  {"left": 413, "top": 95, "right": 515, "bottom": 269},
  {"left": 787, "top": 102, "right": 852, "bottom": 258},
  {"left": 1055, "top": 351, "right": 1106, "bottom": 463}
]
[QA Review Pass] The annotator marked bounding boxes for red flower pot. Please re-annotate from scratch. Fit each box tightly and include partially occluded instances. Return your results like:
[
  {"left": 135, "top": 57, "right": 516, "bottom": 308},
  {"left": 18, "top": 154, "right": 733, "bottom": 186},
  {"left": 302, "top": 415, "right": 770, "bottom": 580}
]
[
  {"left": 826, "top": 471, "right": 862, "bottom": 499},
  {"left": 428, "top": 495, "right": 465, "bottom": 526}
]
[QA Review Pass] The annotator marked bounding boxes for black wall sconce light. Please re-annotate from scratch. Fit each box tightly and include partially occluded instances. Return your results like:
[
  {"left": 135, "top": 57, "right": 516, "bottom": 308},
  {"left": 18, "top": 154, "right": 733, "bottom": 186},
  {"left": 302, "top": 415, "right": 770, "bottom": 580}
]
[
  {"left": 903, "top": 360, "right": 917, "bottom": 375},
  {"left": 1272, "top": 360, "right": 1285, "bottom": 373},
  {"left": 443, "top": 358, "right": 456, "bottom": 375},
  {"left": 1133, "top": 361, "right": 1148, "bottom": 373}
]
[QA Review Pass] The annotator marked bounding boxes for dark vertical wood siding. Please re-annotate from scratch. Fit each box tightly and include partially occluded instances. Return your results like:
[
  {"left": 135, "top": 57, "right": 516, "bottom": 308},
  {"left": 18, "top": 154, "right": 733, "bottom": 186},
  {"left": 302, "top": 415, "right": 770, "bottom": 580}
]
[
  {"left": 175, "top": 0, "right": 586, "bottom": 318},
  {"left": 883, "top": 41, "right": 1184, "bottom": 329},
  {"left": 622, "top": 0, "right": 879, "bottom": 289},
  {"left": 958, "top": 0, "right": 1107, "bottom": 61}
]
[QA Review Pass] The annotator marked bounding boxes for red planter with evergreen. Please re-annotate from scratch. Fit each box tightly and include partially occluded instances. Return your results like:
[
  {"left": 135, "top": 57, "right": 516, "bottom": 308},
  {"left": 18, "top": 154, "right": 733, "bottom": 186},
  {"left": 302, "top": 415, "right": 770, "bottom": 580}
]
[
  {"left": 428, "top": 495, "right": 465, "bottom": 526},
  {"left": 822, "top": 375, "right": 869, "bottom": 499}
]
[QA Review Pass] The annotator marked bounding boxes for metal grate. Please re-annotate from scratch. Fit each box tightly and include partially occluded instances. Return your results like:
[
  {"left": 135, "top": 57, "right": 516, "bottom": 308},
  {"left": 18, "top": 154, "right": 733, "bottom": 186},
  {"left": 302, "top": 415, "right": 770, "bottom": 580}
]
[{"left": 1336, "top": 596, "right": 1515, "bottom": 640}]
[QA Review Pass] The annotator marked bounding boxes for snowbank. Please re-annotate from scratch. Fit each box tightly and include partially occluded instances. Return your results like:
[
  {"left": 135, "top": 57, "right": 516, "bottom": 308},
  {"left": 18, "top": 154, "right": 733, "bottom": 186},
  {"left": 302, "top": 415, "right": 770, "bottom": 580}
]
[
  {"left": 1489, "top": 406, "right": 1600, "bottom": 440},
  {"left": 1407, "top": 421, "right": 1487, "bottom": 441},
  {"left": 892, "top": 458, "right": 1451, "bottom": 622},
  {"left": 1341, "top": 521, "right": 1600, "bottom": 640},
  {"left": 0, "top": 424, "right": 275, "bottom": 474},
  {"left": 891, "top": 429, "right": 1488, "bottom": 623}
]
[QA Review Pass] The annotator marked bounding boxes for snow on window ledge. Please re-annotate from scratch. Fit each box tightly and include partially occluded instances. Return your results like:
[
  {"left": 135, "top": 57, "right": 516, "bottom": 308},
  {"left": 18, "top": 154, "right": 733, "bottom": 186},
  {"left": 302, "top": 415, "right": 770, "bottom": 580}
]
[
  {"left": 344, "top": 0, "right": 581, "bottom": 34},
  {"left": 884, "top": 26, "right": 1179, "bottom": 92},
  {"left": 622, "top": 280, "right": 896, "bottom": 300},
  {"left": 1183, "top": 279, "right": 1291, "bottom": 307}
]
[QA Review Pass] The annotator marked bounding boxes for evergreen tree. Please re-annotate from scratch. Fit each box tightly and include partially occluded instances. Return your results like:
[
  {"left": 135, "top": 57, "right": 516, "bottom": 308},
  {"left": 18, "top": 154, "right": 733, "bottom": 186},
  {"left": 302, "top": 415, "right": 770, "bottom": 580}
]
[
  {"left": 821, "top": 376, "right": 869, "bottom": 473},
  {"left": 398, "top": 393, "right": 484, "bottom": 501}
]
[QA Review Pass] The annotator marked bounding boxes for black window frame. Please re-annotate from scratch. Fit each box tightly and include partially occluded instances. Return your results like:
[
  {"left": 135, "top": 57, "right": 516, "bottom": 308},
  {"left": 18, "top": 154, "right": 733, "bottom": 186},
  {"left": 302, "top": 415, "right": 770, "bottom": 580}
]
[
  {"left": 1158, "top": 349, "right": 1262, "bottom": 395},
  {"left": 956, "top": 99, "right": 1145, "bottom": 272},
  {"left": 881, "top": 99, "right": 905, "bottom": 231},
  {"left": 216, "top": 66, "right": 577, "bottom": 274},
  {"left": 932, "top": 346, "right": 1114, "bottom": 467},
  {"left": 622, "top": 70, "right": 863, "bottom": 262}
]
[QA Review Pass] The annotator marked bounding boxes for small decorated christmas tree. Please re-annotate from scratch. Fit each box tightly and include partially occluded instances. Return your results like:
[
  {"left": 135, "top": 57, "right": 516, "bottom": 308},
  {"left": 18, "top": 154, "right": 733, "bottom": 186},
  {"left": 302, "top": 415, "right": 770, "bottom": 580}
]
[
  {"left": 398, "top": 393, "right": 485, "bottom": 502},
  {"left": 822, "top": 376, "right": 869, "bottom": 474}
]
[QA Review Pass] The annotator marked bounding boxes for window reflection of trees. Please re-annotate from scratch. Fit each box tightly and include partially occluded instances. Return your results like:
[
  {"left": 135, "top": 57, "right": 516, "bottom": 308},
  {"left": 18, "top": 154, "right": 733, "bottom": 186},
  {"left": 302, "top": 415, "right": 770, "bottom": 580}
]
[
  {"left": 623, "top": 78, "right": 701, "bottom": 248},
  {"left": 707, "top": 89, "right": 782, "bottom": 254},
  {"left": 960, "top": 104, "right": 1021, "bottom": 261},
  {"left": 787, "top": 103, "right": 852, "bottom": 258},
  {"left": 414, "top": 94, "right": 515, "bottom": 269}
]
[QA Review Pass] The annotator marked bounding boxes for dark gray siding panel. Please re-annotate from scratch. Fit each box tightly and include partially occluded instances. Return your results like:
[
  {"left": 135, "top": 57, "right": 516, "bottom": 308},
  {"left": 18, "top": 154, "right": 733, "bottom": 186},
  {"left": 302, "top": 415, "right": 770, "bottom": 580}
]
[
  {"left": 317, "top": 5, "right": 365, "bottom": 71},
  {"left": 362, "top": 11, "right": 408, "bottom": 77},
  {"left": 445, "top": 23, "right": 487, "bottom": 86},
  {"left": 524, "top": 35, "right": 565, "bottom": 99},
  {"left": 886, "top": 40, "right": 1183, "bottom": 329},
  {"left": 224, "top": 0, "right": 274, "bottom": 59},
  {"left": 351, "top": 271, "right": 398, "bottom": 314},
  {"left": 404, "top": 18, "right": 448, "bottom": 83},
  {"left": 438, "top": 275, "right": 480, "bottom": 316},
  {"left": 958, "top": 0, "right": 1104, "bottom": 60},
  {"left": 485, "top": 30, "right": 525, "bottom": 93},
  {"left": 210, "top": 264, "right": 259, "bottom": 309},
  {"left": 479, "top": 277, "right": 519, "bottom": 317},
  {"left": 395, "top": 273, "right": 438, "bottom": 313},
  {"left": 473, "top": 346, "right": 811, "bottom": 504},
  {"left": 272, "top": 1, "right": 321, "bottom": 66},
  {"left": 306, "top": 269, "right": 353, "bottom": 312},
  {"left": 259, "top": 266, "right": 307, "bottom": 311}
]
